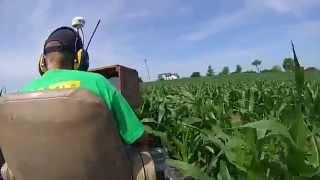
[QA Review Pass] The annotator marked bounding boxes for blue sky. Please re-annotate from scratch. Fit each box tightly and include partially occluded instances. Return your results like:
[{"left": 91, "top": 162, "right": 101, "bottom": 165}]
[{"left": 1, "top": 0, "right": 320, "bottom": 91}]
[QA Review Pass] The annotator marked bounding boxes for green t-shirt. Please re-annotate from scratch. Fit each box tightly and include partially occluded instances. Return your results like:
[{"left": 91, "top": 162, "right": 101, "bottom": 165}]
[{"left": 21, "top": 69, "right": 144, "bottom": 144}]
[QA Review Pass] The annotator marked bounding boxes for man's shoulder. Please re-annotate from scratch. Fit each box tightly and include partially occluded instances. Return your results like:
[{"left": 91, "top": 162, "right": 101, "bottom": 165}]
[
  {"left": 21, "top": 78, "right": 41, "bottom": 92},
  {"left": 63, "top": 70, "right": 107, "bottom": 81},
  {"left": 68, "top": 70, "right": 116, "bottom": 90}
]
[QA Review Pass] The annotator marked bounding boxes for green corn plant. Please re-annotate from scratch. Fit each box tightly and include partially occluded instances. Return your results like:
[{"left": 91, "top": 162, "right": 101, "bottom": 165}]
[{"left": 139, "top": 45, "right": 320, "bottom": 179}]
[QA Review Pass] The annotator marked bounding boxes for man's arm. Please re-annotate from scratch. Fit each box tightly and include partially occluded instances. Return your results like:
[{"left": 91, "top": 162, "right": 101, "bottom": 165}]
[
  {"left": 109, "top": 90, "right": 145, "bottom": 144},
  {"left": 96, "top": 76, "right": 145, "bottom": 145},
  {"left": 132, "top": 132, "right": 153, "bottom": 150}
]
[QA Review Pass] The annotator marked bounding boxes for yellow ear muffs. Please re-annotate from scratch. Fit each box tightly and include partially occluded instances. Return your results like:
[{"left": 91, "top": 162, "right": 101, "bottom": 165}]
[
  {"left": 38, "top": 54, "right": 47, "bottom": 75},
  {"left": 74, "top": 49, "right": 84, "bottom": 70}
]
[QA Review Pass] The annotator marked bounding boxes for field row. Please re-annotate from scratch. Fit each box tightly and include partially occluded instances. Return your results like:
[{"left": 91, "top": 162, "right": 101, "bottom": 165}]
[{"left": 139, "top": 78, "right": 320, "bottom": 179}]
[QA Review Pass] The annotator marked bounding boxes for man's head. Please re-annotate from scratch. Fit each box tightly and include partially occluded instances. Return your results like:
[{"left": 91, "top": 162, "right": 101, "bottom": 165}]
[
  {"left": 39, "top": 26, "right": 89, "bottom": 74},
  {"left": 44, "top": 27, "right": 83, "bottom": 70},
  {"left": 44, "top": 42, "right": 75, "bottom": 70}
]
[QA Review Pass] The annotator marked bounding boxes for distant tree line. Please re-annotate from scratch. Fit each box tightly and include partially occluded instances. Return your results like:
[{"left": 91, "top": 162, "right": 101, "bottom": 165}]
[
  {"left": 191, "top": 72, "right": 201, "bottom": 78},
  {"left": 252, "top": 59, "right": 262, "bottom": 72},
  {"left": 189, "top": 57, "right": 319, "bottom": 78},
  {"left": 206, "top": 65, "right": 214, "bottom": 76}
]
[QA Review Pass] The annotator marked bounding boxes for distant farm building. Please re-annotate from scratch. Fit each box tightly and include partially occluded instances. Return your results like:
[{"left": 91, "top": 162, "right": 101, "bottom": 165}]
[{"left": 158, "top": 73, "right": 180, "bottom": 80}]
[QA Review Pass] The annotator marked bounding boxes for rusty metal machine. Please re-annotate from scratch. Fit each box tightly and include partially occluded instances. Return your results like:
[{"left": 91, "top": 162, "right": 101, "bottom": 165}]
[
  {"left": 0, "top": 17, "right": 181, "bottom": 180},
  {"left": 0, "top": 89, "right": 157, "bottom": 180},
  {"left": 90, "top": 65, "right": 142, "bottom": 109},
  {"left": 0, "top": 64, "right": 179, "bottom": 180}
]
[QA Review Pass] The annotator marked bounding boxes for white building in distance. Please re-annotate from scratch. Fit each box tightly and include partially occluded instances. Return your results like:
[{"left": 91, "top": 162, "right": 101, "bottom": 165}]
[{"left": 158, "top": 73, "right": 180, "bottom": 80}]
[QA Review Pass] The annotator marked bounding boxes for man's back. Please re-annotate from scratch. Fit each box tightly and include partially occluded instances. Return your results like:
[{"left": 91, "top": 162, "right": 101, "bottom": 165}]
[
  {"left": 22, "top": 69, "right": 144, "bottom": 144},
  {"left": 22, "top": 70, "right": 113, "bottom": 101}
]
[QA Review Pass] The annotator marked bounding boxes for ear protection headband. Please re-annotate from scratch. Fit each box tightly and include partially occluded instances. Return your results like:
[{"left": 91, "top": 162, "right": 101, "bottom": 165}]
[{"left": 38, "top": 27, "right": 89, "bottom": 75}]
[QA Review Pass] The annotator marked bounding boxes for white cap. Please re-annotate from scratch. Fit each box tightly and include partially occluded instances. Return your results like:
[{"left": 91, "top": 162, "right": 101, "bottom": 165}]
[{"left": 72, "top": 17, "right": 85, "bottom": 29}]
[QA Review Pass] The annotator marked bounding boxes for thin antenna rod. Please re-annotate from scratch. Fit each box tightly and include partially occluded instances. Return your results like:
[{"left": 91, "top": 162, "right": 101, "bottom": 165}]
[
  {"left": 86, "top": 19, "right": 101, "bottom": 51},
  {"left": 144, "top": 58, "right": 151, "bottom": 80},
  {"left": 80, "top": 28, "right": 85, "bottom": 46}
]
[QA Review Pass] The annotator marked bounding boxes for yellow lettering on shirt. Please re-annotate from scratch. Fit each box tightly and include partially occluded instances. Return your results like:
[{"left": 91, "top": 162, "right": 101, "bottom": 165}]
[{"left": 48, "top": 81, "right": 81, "bottom": 90}]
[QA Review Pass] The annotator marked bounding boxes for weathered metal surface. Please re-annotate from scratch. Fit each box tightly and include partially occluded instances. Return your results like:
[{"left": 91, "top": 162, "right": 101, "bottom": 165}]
[{"left": 90, "top": 65, "right": 142, "bottom": 109}]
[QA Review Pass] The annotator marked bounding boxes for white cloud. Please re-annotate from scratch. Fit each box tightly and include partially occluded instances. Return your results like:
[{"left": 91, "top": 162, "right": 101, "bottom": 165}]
[
  {"left": 124, "top": 10, "right": 150, "bottom": 19},
  {"left": 181, "top": 10, "right": 250, "bottom": 41},
  {"left": 176, "top": 6, "right": 193, "bottom": 16},
  {"left": 0, "top": 53, "right": 39, "bottom": 92},
  {"left": 289, "top": 20, "right": 320, "bottom": 39},
  {"left": 181, "top": 0, "right": 320, "bottom": 42},
  {"left": 256, "top": 0, "right": 320, "bottom": 14},
  {"left": 1, "top": 0, "right": 320, "bottom": 88}
]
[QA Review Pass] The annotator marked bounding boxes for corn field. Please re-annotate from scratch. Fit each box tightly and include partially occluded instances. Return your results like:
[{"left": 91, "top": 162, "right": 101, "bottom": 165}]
[{"left": 139, "top": 48, "right": 320, "bottom": 179}]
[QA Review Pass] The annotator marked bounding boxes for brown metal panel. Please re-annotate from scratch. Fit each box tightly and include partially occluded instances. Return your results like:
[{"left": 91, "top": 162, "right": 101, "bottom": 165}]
[
  {"left": 0, "top": 89, "right": 132, "bottom": 180},
  {"left": 90, "top": 65, "right": 142, "bottom": 109},
  {"left": 118, "top": 66, "right": 142, "bottom": 109}
]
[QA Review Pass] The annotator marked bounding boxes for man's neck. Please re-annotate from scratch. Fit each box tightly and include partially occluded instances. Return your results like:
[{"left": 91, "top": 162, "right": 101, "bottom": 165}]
[{"left": 47, "top": 64, "right": 73, "bottom": 70}]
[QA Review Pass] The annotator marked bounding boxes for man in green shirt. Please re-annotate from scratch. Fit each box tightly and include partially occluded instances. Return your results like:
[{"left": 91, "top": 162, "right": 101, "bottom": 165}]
[{"left": 21, "top": 26, "right": 145, "bottom": 145}]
